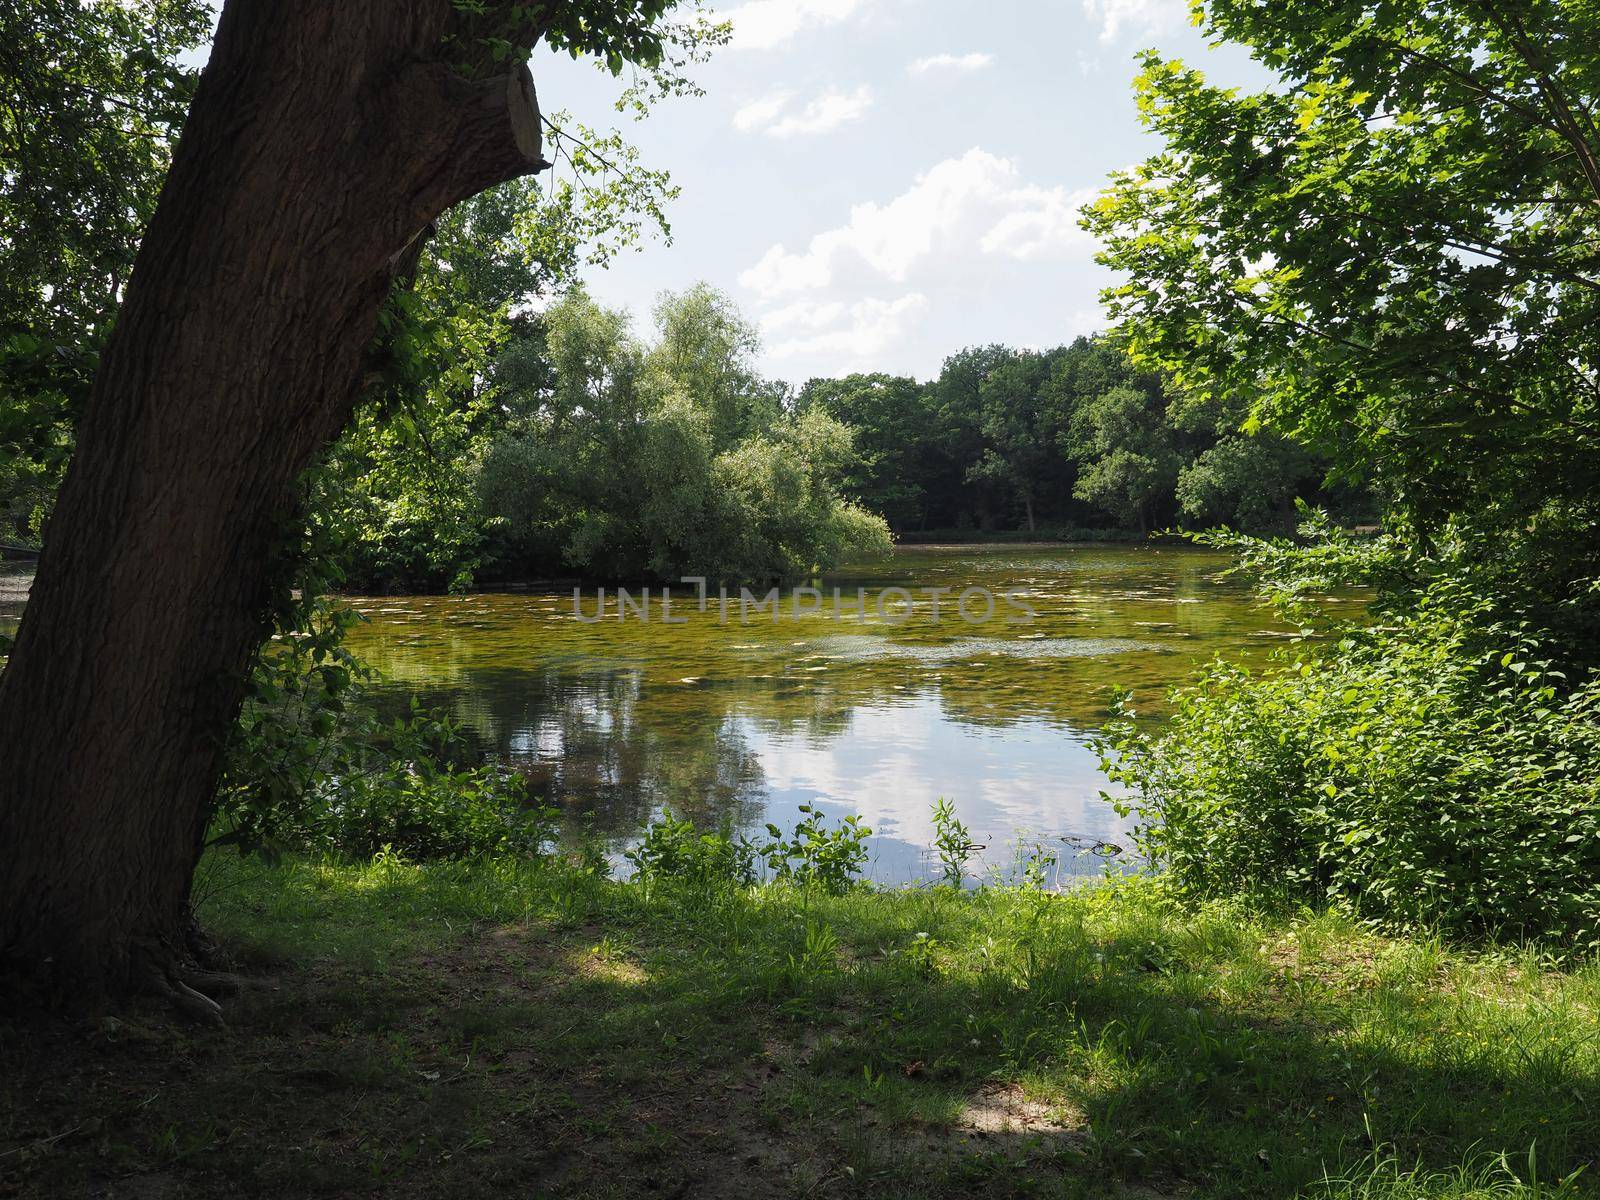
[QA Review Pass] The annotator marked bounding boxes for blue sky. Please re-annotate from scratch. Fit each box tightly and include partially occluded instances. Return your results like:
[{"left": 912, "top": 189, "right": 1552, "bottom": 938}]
[
  {"left": 175, "top": 2, "right": 1265, "bottom": 385},
  {"left": 533, "top": 0, "right": 1268, "bottom": 385}
]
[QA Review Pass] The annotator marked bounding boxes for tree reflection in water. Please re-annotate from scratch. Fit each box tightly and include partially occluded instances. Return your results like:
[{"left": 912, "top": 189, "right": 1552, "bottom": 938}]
[{"left": 348, "top": 546, "right": 1360, "bottom": 880}]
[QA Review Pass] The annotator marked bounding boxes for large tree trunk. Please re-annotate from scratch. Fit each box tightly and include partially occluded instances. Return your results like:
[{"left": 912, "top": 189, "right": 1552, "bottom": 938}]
[{"left": 0, "top": 0, "right": 548, "bottom": 1002}]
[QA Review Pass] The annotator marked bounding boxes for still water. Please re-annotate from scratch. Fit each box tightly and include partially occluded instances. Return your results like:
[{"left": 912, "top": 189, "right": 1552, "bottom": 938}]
[{"left": 345, "top": 545, "right": 1303, "bottom": 883}]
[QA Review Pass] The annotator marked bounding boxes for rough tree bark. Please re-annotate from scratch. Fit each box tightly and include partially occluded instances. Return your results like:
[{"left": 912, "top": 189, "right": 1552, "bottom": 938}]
[{"left": 0, "top": 0, "right": 550, "bottom": 1004}]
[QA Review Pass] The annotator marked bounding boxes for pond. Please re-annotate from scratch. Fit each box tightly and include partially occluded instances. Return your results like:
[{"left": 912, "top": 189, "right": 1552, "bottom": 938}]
[{"left": 346, "top": 544, "right": 1311, "bottom": 884}]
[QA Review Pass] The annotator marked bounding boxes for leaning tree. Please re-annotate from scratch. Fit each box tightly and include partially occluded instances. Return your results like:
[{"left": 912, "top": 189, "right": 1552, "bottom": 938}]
[{"left": 0, "top": 0, "right": 676, "bottom": 1009}]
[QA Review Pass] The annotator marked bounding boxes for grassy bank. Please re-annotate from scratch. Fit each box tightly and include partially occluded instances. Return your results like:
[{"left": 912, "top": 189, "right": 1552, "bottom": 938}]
[{"left": 3, "top": 856, "right": 1597, "bottom": 1198}]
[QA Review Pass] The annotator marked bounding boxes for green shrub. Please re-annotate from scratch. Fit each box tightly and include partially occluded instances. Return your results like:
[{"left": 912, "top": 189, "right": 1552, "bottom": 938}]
[
  {"left": 625, "top": 806, "right": 871, "bottom": 896},
  {"left": 214, "top": 595, "right": 551, "bottom": 862},
  {"left": 1102, "top": 553, "right": 1600, "bottom": 950},
  {"left": 623, "top": 811, "right": 757, "bottom": 892},
  {"left": 931, "top": 796, "right": 977, "bottom": 887},
  {"left": 305, "top": 759, "right": 551, "bottom": 861},
  {"left": 755, "top": 805, "right": 871, "bottom": 895}
]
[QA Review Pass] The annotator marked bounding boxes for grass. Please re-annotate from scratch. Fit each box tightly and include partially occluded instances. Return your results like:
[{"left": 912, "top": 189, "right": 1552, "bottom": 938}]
[{"left": 3, "top": 853, "right": 1598, "bottom": 1198}]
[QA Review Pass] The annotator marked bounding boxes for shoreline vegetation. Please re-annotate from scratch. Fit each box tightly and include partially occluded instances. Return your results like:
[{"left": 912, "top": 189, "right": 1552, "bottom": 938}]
[
  {"left": 309, "top": 291, "right": 1367, "bottom": 598},
  {"left": 891, "top": 528, "right": 1150, "bottom": 548},
  {"left": 362, "top": 536, "right": 1173, "bottom": 598},
  {"left": 3, "top": 851, "right": 1595, "bottom": 1199},
  {"left": 374, "top": 535, "right": 1172, "bottom": 597},
  {"left": 5, "top": 3, "right": 1600, "bottom": 1199}
]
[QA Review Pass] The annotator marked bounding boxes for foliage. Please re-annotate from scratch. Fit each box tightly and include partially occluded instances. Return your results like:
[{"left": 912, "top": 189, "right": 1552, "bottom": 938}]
[
  {"left": 457, "top": 0, "right": 721, "bottom": 83},
  {"left": 307, "top": 753, "right": 553, "bottom": 862},
  {"left": 303, "top": 5, "right": 732, "bottom": 592},
  {"left": 1018, "top": 841, "right": 1059, "bottom": 892},
  {"left": 0, "top": 0, "right": 208, "bottom": 546},
  {"left": 1069, "top": 384, "right": 1181, "bottom": 535},
  {"left": 755, "top": 804, "right": 871, "bottom": 894},
  {"left": 930, "top": 797, "right": 977, "bottom": 888},
  {"left": 623, "top": 810, "right": 757, "bottom": 892},
  {"left": 313, "top": 184, "right": 542, "bottom": 592},
  {"left": 214, "top": 592, "right": 551, "bottom": 862},
  {"left": 1185, "top": 507, "right": 1416, "bottom": 626},
  {"left": 649, "top": 281, "right": 778, "bottom": 444},
  {"left": 623, "top": 805, "right": 872, "bottom": 896},
  {"left": 796, "top": 374, "right": 931, "bottom": 529},
  {"left": 0, "top": 0, "right": 708, "bottom": 572},
  {"left": 0, "top": 0, "right": 208, "bottom": 342},
  {"left": 0, "top": 332, "right": 93, "bottom": 545},
  {"left": 474, "top": 288, "right": 890, "bottom": 585},
  {"left": 314, "top": 93, "right": 701, "bottom": 593},
  {"left": 1101, "top": 525, "right": 1600, "bottom": 950},
  {"left": 965, "top": 351, "right": 1067, "bottom": 532},
  {"left": 1085, "top": 0, "right": 1600, "bottom": 569},
  {"left": 1176, "top": 433, "right": 1315, "bottom": 533},
  {"left": 1085, "top": 2, "right": 1600, "bottom": 955},
  {"left": 802, "top": 337, "right": 1357, "bottom": 537}
]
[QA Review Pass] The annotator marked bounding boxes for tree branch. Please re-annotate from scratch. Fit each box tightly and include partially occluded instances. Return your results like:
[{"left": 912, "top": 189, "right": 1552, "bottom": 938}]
[{"left": 1472, "top": 0, "right": 1600, "bottom": 206}]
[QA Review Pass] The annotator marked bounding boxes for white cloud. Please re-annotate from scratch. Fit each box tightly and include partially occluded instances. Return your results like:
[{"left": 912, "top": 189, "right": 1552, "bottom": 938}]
[
  {"left": 980, "top": 193, "right": 1088, "bottom": 260},
  {"left": 716, "top": 0, "right": 869, "bottom": 51},
  {"left": 761, "top": 299, "right": 849, "bottom": 334},
  {"left": 1082, "top": 0, "right": 1189, "bottom": 42},
  {"left": 740, "top": 148, "right": 1095, "bottom": 297},
  {"left": 908, "top": 52, "right": 995, "bottom": 76},
  {"left": 762, "top": 294, "right": 930, "bottom": 363},
  {"left": 732, "top": 90, "right": 794, "bottom": 133},
  {"left": 735, "top": 86, "right": 875, "bottom": 138}
]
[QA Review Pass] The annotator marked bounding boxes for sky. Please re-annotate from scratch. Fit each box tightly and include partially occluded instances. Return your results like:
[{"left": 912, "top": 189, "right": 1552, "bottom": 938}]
[
  {"left": 178, "top": 1, "right": 1266, "bottom": 387},
  {"left": 531, "top": 0, "right": 1269, "bottom": 386}
]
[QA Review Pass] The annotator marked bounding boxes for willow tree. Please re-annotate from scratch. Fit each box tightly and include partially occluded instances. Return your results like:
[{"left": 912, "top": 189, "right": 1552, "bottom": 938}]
[{"left": 0, "top": 0, "right": 683, "bottom": 1007}]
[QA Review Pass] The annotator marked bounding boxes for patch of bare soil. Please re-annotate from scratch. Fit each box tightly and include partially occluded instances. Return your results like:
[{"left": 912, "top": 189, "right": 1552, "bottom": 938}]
[{"left": 956, "top": 1082, "right": 1088, "bottom": 1143}]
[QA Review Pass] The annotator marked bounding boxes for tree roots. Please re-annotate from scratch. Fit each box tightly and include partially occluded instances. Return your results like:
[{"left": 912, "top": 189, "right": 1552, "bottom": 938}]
[
  {"left": 180, "top": 968, "right": 254, "bottom": 999},
  {"left": 127, "top": 910, "right": 263, "bottom": 1024},
  {"left": 136, "top": 959, "right": 224, "bottom": 1026}
]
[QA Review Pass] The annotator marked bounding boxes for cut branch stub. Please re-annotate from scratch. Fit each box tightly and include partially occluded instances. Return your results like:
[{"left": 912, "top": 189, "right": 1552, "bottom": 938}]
[
  {"left": 507, "top": 64, "right": 549, "bottom": 170},
  {"left": 392, "top": 60, "right": 553, "bottom": 227}
]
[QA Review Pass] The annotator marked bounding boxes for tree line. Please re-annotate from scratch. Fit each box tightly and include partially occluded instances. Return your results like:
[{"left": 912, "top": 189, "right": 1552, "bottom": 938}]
[
  {"left": 314, "top": 271, "right": 1371, "bottom": 593},
  {"left": 320, "top": 277, "right": 890, "bottom": 591},
  {"left": 296, "top": 200, "right": 1373, "bottom": 593},
  {"left": 799, "top": 339, "right": 1367, "bottom": 541}
]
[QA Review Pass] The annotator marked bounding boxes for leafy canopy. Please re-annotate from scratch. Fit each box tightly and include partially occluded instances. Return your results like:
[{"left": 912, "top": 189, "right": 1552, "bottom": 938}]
[
  {"left": 477, "top": 287, "right": 891, "bottom": 584},
  {"left": 1086, "top": 0, "right": 1600, "bottom": 566}
]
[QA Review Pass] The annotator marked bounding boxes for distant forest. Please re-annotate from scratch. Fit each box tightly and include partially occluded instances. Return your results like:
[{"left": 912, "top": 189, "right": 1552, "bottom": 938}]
[
  {"left": 800, "top": 337, "right": 1370, "bottom": 540},
  {"left": 311, "top": 276, "right": 1373, "bottom": 591}
]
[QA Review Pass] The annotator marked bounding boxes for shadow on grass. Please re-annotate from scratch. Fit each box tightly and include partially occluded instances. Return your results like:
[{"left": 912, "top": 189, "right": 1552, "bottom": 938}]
[{"left": 2, "top": 860, "right": 1596, "bottom": 1199}]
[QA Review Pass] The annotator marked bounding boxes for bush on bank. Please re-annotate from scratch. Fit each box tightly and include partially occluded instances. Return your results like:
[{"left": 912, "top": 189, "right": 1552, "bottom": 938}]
[{"left": 1102, "top": 527, "right": 1600, "bottom": 952}]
